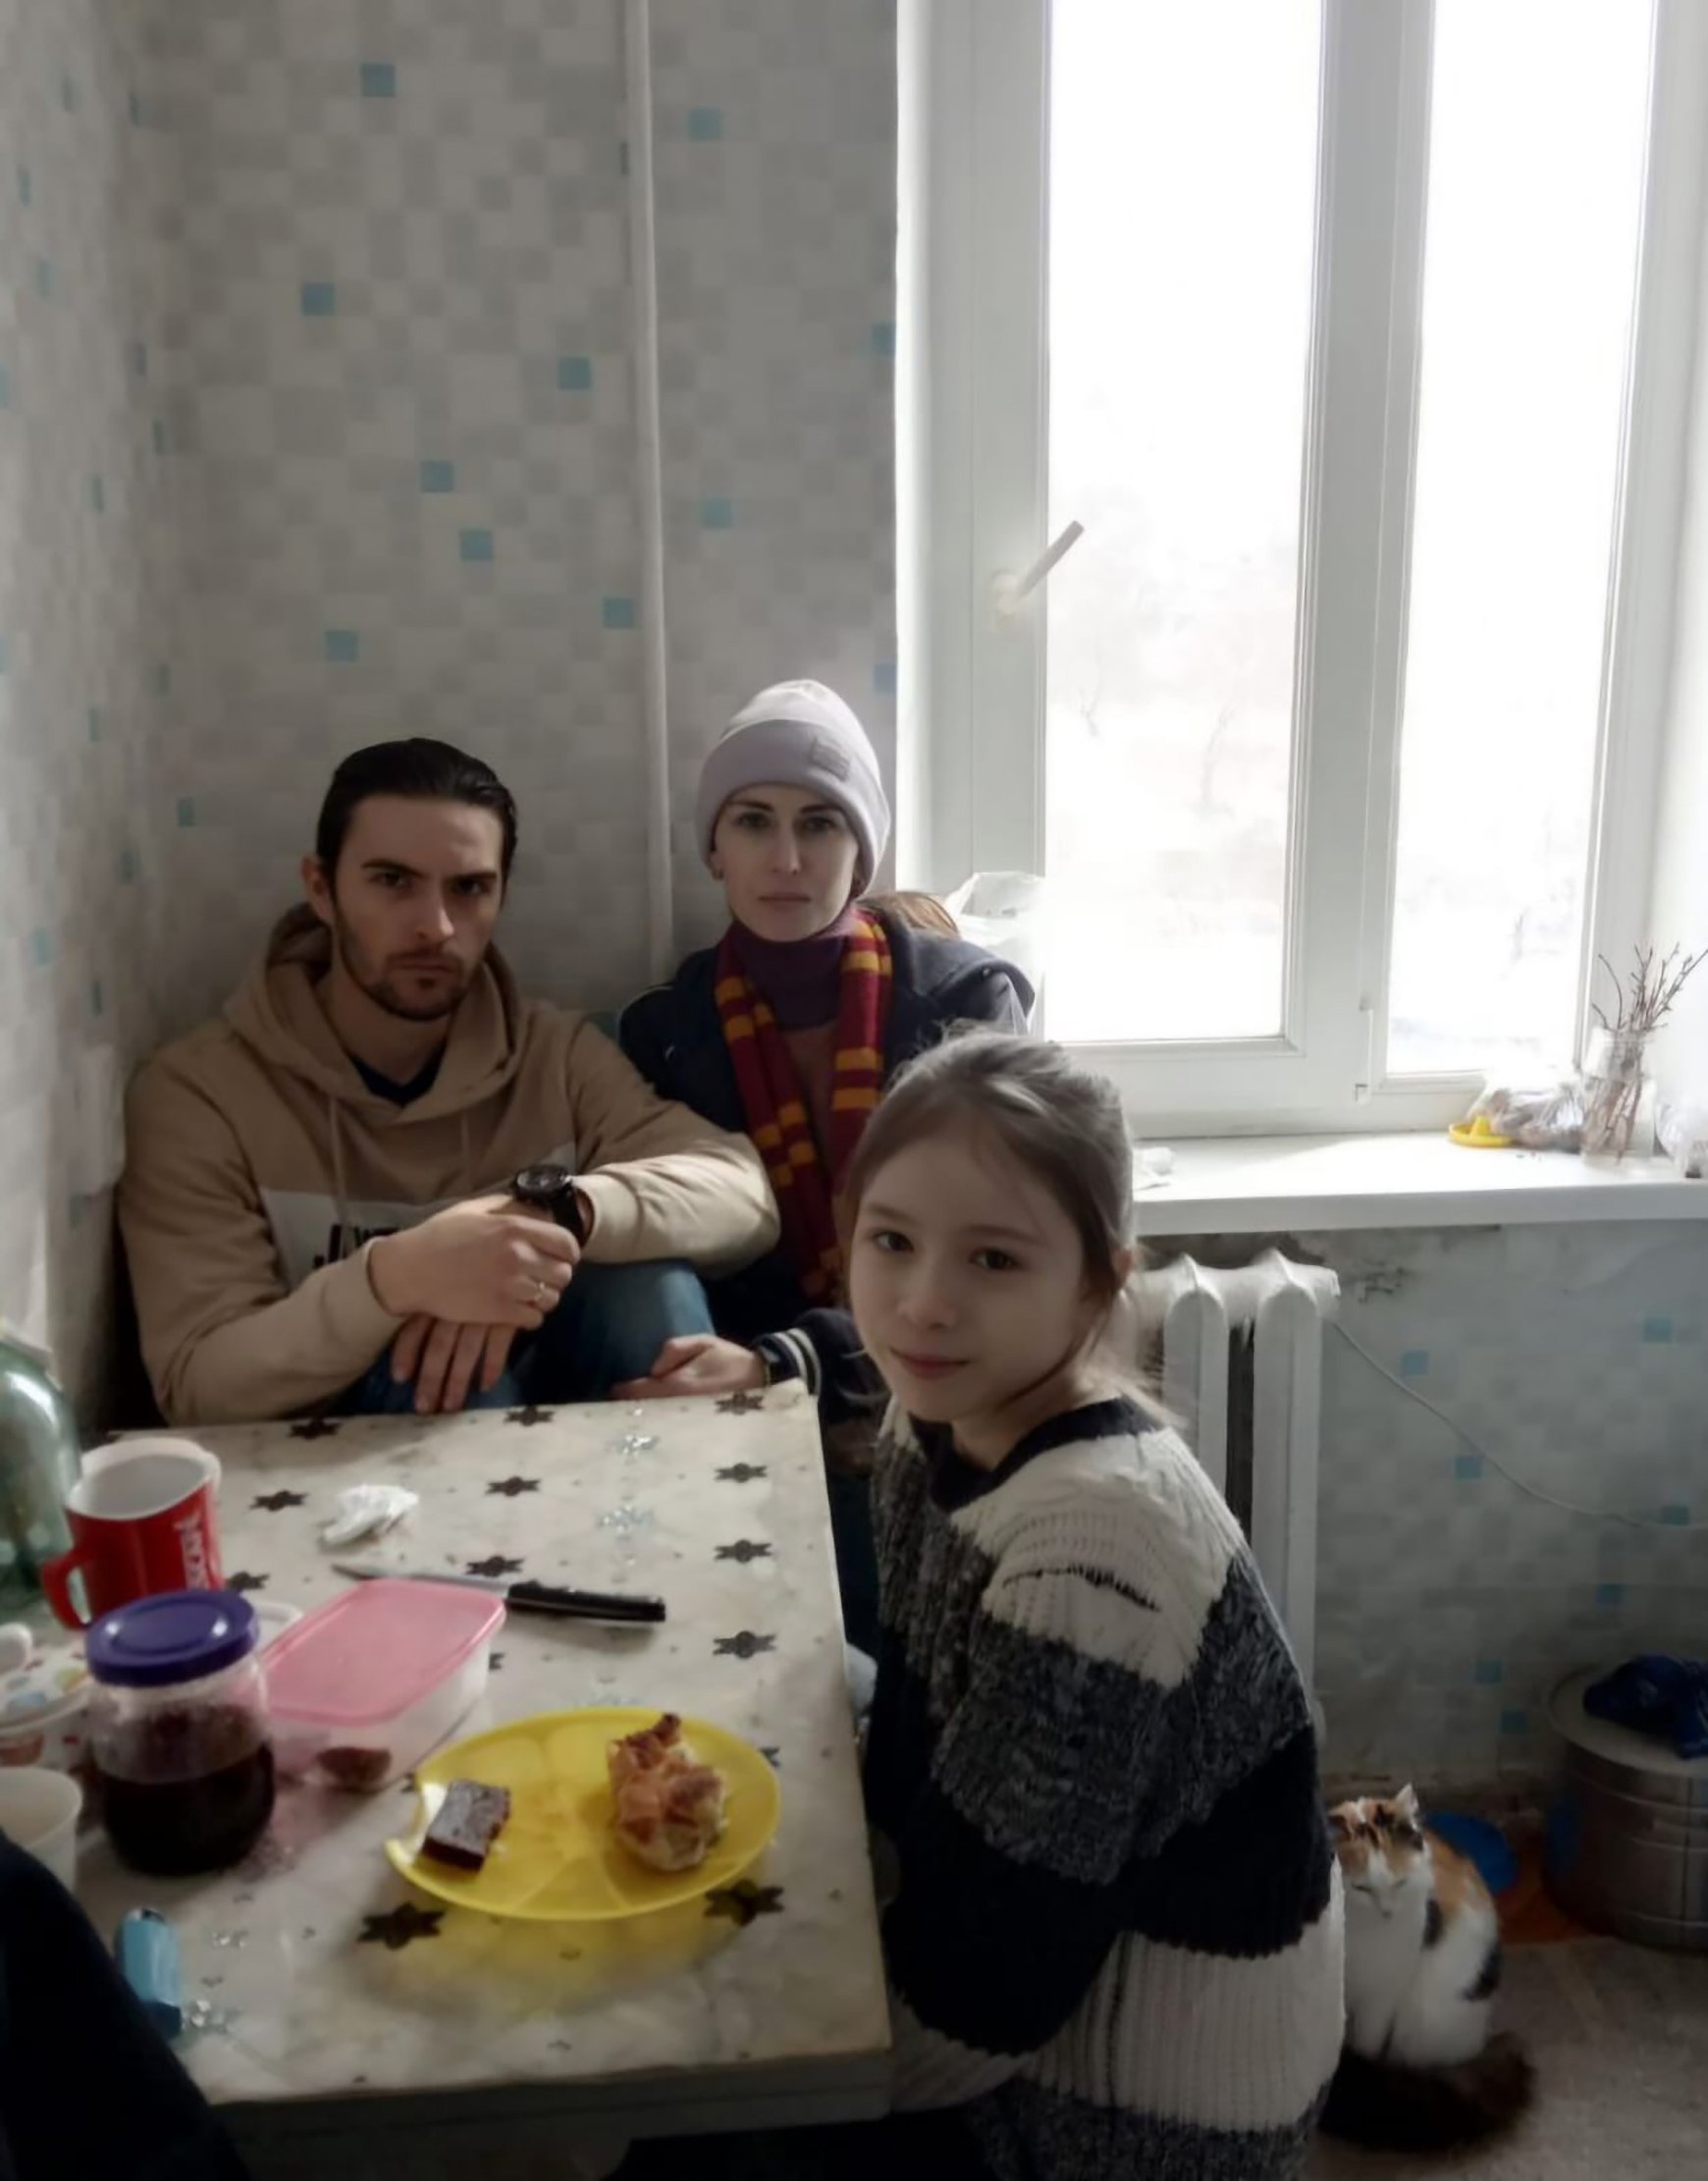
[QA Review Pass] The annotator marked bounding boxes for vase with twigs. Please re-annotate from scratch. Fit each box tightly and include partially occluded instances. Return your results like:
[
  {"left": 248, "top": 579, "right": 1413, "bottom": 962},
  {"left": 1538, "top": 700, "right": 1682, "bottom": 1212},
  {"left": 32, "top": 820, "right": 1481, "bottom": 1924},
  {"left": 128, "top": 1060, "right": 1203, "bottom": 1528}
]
[{"left": 1581, "top": 945, "right": 1708, "bottom": 1162}]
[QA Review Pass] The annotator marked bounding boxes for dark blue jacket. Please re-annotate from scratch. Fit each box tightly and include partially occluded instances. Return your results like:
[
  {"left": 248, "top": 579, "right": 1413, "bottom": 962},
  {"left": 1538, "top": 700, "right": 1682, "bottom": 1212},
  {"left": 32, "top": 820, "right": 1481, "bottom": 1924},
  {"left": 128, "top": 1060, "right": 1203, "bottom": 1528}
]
[
  {"left": 618, "top": 909, "right": 1033, "bottom": 1342},
  {"left": 0, "top": 1834, "right": 249, "bottom": 2179}
]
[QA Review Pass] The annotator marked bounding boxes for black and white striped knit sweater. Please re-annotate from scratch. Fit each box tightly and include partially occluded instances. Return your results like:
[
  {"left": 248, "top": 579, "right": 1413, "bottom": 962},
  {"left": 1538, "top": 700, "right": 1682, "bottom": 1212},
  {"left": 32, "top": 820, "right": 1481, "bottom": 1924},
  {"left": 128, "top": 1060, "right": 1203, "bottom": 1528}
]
[{"left": 861, "top": 1390, "right": 1345, "bottom": 2181}]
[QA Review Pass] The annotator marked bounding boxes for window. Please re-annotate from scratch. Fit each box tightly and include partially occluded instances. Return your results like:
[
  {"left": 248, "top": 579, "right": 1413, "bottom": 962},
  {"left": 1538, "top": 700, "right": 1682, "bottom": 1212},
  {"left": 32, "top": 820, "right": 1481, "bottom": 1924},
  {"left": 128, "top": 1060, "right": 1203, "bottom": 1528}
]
[
  {"left": 1046, "top": 1, "right": 1319, "bottom": 1047},
  {"left": 1386, "top": 3, "right": 1652, "bottom": 1079},
  {"left": 902, "top": 0, "right": 1700, "bottom": 1133}
]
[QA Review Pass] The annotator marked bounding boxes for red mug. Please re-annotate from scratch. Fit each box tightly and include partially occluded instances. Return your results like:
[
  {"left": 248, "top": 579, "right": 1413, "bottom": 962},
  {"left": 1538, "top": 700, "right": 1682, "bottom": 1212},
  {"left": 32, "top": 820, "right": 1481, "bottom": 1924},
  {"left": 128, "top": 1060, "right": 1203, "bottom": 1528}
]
[{"left": 41, "top": 1440, "right": 223, "bottom": 1630}]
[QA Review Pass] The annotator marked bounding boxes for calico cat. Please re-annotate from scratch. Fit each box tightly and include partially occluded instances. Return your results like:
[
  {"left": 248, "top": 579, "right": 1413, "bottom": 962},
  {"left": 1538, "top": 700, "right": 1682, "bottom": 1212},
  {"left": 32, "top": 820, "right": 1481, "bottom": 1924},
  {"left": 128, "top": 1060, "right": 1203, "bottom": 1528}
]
[{"left": 1321, "top": 1785, "right": 1534, "bottom": 2150}]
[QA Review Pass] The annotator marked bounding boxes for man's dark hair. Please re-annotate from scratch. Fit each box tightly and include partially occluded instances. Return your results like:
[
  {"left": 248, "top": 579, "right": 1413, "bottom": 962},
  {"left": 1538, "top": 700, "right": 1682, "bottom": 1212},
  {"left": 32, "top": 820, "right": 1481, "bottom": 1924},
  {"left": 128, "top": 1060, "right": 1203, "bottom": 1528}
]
[{"left": 314, "top": 738, "right": 519, "bottom": 883}]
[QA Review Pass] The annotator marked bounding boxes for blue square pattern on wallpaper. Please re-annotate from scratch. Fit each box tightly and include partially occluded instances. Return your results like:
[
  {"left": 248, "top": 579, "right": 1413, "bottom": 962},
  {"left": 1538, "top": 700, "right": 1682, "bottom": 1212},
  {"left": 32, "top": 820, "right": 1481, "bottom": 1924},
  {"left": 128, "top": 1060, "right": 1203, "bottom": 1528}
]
[{"left": 1312, "top": 1224, "right": 1708, "bottom": 1781}]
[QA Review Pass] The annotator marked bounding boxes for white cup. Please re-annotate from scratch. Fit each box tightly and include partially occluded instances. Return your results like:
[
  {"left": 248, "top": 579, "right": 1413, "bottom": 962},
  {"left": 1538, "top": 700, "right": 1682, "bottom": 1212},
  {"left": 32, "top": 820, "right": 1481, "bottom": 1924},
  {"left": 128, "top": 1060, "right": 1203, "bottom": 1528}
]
[{"left": 0, "top": 1765, "right": 82, "bottom": 1890}]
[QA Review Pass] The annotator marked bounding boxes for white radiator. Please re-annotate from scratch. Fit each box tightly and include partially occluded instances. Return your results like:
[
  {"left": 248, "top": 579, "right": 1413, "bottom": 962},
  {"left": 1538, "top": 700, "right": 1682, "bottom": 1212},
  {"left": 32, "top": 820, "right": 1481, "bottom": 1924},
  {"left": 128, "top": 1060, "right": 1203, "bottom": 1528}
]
[{"left": 1116, "top": 1250, "right": 1339, "bottom": 1688}]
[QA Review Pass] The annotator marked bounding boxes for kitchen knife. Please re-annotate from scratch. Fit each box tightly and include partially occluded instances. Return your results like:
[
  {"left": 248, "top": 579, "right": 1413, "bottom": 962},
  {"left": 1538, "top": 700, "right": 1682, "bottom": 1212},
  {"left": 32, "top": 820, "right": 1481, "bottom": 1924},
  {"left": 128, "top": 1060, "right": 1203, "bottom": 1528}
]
[{"left": 333, "top": 1562, "right": 666, "bottom": 1624}]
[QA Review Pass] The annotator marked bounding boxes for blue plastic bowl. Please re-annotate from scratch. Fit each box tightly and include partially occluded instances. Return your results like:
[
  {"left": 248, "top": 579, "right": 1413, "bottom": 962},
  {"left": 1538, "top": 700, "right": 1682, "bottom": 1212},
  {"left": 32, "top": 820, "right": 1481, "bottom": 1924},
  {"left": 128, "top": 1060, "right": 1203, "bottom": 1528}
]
[{"left": 1427, "top": 1810, "right": 1519, "bottom": 1895}]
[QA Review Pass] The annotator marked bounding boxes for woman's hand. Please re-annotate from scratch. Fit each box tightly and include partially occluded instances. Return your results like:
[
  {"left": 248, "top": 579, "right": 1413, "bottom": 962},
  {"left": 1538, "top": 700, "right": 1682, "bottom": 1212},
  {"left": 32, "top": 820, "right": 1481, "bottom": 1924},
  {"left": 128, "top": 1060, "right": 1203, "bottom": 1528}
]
[{"left": 614, "top": 1335, "right": 765, "bottom": 1402}]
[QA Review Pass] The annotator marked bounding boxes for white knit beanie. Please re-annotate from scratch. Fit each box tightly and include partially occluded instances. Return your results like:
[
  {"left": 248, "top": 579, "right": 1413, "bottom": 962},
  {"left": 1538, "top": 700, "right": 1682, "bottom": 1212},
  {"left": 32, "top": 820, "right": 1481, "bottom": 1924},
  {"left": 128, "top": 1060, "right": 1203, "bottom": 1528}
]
[{"left": 697, "top": 679, "right": 890, "bottom": 889}]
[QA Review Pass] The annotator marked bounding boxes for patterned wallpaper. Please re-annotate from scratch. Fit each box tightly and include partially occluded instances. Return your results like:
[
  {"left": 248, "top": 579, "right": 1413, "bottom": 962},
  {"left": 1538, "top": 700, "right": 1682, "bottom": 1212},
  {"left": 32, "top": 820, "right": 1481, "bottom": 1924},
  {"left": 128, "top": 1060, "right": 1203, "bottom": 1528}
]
[
  {"left": 1313, "top": 1220, "right": 1708, "bottom": 1792},
  {"left": 0, "top": 0, "right": 187, "bottom": 1407},
  {"left": 649, "top": 0, "right": 899, "bottom": 952},
  {"left": 145, "top": 0, "right": 897, "bottom": 1026}
]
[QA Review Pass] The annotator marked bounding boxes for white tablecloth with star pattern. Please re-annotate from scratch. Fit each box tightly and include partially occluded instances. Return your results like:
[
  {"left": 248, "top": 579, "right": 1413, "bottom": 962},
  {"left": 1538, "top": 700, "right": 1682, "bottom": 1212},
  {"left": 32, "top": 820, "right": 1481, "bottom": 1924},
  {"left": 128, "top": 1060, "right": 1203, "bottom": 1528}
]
[{"left": 74, "top": 1385, "right": 890, "bottom": 2174}]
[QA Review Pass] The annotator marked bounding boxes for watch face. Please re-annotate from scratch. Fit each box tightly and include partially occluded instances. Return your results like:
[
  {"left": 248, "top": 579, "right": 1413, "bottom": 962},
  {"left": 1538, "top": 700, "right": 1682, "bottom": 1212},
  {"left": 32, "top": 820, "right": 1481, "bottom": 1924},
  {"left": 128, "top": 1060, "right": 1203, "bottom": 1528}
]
[{"left": 515, "top": 1164, "right": 573, "bottom": 1198}]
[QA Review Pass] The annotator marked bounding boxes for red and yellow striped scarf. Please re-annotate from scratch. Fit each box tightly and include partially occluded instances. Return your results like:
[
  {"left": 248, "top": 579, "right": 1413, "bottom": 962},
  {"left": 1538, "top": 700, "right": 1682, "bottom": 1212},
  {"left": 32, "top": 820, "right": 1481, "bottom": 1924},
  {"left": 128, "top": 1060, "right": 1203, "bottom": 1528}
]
[{"left": 716, "top": 909, "right": 893, "bottom": 1302}]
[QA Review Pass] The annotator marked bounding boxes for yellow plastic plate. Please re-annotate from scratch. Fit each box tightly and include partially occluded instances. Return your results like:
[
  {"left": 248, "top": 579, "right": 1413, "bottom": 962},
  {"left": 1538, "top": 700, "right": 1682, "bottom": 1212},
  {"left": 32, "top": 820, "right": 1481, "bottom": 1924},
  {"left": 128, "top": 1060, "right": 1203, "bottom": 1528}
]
[{"left": 385, "top": 1707, "right": 781, "bottom": 1923}]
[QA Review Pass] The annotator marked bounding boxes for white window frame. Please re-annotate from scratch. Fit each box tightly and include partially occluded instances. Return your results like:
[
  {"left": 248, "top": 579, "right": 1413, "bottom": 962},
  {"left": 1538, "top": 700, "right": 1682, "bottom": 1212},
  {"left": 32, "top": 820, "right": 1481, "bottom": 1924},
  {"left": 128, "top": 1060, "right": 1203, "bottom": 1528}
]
[{"left": 898, "top": 0, "right": 1707, "bottom": 1138}]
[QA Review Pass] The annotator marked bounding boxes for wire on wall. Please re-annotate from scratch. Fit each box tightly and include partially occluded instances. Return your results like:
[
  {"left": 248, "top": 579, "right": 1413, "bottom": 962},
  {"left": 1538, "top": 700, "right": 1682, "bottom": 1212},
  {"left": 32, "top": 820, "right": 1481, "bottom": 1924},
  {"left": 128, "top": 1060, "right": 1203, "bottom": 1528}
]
[
  {"left": 623, "top": 0, "right": 674, "bottom": 980},
  {"left": 1333, "top": 1319, "right": 1708, "bottom": 1533}
]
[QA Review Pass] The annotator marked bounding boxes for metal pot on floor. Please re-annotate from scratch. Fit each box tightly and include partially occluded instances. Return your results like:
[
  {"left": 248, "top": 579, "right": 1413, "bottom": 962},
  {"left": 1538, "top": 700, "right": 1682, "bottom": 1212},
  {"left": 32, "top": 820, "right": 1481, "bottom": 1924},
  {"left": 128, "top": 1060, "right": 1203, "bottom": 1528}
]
[{"left": 1546, "top": 1667, "right": 1708, "bottom": 1950}]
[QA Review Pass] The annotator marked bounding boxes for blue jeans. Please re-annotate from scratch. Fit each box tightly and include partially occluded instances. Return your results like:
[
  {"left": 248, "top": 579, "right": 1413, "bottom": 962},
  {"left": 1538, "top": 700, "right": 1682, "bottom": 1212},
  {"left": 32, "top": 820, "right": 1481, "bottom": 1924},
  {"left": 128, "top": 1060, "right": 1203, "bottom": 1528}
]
[{"left": 340, "top": 1260, "right": 714, "bottom": 1414}]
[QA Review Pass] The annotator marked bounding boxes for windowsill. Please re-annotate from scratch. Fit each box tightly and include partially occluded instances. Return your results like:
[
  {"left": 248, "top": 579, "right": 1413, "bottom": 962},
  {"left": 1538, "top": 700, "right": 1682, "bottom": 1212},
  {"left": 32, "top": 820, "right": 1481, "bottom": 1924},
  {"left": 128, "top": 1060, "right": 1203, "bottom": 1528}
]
[{"left": 1133, "top": 1132, "right": 1708, "bottom": 1237}]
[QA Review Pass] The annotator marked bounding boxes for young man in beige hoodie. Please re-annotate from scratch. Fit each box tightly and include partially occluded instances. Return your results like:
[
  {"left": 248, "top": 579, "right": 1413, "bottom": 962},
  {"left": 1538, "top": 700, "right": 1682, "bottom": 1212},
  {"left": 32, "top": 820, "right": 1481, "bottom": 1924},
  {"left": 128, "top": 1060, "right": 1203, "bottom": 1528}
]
[{"left": 119, "top": 739, "right": 779, "bottom": 1426}]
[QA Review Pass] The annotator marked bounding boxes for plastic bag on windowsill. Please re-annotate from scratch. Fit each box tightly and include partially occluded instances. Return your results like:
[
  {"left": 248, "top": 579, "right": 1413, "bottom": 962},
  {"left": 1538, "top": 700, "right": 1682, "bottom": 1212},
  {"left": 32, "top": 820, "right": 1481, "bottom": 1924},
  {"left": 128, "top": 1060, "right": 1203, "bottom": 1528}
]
[
  {"left": 1461, "top": 1070, "right": 1583, "bottom": 1152},
  {"left": 1657, "top": 1100, "right": 1708, "bottom": 1179},
  {"left": 941, "top": 872, "right": 1048, "bottom": 1006}
]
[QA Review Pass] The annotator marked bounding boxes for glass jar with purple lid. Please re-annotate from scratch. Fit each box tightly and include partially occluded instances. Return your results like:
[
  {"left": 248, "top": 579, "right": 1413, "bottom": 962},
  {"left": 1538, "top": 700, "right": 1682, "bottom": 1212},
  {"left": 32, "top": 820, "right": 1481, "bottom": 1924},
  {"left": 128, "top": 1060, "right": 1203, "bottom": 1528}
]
[{"left": 86, "top": 1588, "right": 275, "bottom": 1876}]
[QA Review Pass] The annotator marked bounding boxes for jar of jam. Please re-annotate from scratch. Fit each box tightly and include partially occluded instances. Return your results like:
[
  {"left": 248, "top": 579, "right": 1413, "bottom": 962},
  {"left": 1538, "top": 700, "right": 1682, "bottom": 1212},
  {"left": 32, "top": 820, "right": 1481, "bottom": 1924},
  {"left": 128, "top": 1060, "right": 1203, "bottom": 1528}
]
[{"left": 86, "top": 1589, "right": 275, "bottom": 1877}]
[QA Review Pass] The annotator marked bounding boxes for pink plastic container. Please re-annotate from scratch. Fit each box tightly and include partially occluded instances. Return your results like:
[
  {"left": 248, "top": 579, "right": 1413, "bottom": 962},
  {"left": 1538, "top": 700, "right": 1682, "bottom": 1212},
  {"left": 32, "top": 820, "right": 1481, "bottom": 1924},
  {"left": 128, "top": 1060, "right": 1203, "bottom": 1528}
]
[{"left": 263, "top": 1580, "right": 505, "bottom": 1791}]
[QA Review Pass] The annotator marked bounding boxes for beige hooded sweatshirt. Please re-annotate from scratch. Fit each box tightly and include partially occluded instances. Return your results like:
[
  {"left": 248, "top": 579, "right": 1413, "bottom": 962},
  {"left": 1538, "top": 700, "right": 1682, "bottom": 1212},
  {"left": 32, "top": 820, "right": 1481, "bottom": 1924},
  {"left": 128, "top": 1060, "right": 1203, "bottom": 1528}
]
[{"left": 119, "top": 909, "right": 779, "bottom": 1425}]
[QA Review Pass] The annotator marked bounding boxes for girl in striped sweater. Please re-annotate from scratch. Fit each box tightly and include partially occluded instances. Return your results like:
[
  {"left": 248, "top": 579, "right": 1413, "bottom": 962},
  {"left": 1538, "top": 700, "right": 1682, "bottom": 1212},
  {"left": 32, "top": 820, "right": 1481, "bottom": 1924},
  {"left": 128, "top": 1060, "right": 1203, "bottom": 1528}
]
[{"left": 765, "top": 1031, "right": 1344, "bottom": 2179}]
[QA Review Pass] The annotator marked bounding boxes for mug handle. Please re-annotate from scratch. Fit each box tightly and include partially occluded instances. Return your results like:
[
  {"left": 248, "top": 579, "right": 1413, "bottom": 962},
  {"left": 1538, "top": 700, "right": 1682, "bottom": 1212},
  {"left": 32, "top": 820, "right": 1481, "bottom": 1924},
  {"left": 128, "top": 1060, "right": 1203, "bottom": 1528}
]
[{"left": 39, "top": 1547, "right": 93, "bottom": 1631}]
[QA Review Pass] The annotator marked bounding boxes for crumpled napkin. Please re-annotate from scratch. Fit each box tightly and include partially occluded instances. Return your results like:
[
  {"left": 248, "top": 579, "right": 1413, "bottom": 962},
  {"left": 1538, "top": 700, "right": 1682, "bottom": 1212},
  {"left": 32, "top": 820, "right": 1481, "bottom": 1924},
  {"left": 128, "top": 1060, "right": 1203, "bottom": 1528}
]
[{"left": 320, "top": 1483, "right": 418, "bottom": 1549}]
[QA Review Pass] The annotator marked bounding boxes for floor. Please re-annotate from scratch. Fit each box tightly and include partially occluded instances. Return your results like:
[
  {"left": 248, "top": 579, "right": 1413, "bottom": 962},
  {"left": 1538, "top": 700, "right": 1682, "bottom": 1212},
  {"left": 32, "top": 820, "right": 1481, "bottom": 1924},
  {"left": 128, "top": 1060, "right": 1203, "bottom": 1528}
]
[
  {"left": 571, "top": 1797, "right": 1708, "bottom": 2181},
  {"left": 608, "top": 1931, "right": 1708, "bottom": 2179},
  {"left": 1305, "top": 1936, "right": 1708, "bottom": 2180}
]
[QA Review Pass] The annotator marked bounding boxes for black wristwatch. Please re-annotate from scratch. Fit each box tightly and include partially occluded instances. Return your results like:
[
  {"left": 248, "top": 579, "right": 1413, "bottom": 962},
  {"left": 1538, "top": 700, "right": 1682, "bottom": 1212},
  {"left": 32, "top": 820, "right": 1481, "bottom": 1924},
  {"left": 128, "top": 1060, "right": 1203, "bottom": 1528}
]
[{"left": 511, "top": 1163, "right": 587, "bottom": 1243}]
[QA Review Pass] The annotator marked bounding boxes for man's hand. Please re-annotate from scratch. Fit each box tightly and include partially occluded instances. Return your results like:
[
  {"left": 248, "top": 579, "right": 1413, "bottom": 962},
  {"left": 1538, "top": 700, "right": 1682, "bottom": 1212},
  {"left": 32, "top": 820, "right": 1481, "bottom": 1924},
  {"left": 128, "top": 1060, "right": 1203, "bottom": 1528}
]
[
  {"left": 369, "top": 1196, "right": 580, "bottom": 1328},
  {"left": 391, "top": 1317, "right": 517, "bottom": 1415},
  {"left": 614, "top": 1335, "right": 766, "bottom": 1402}
]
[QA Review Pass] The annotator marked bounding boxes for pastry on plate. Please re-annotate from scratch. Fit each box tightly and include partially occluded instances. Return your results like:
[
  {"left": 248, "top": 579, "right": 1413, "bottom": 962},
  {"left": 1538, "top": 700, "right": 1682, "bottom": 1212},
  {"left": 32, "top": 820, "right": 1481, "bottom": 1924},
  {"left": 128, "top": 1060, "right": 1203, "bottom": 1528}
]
[{"left": 608, "top": 1713, "right": 728, "bottom": 1873}]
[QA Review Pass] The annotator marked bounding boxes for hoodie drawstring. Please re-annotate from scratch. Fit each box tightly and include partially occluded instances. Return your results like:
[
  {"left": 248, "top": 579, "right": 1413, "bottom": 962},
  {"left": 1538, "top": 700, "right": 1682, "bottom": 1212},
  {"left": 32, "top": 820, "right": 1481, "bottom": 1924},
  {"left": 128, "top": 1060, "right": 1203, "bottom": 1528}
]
[{"left": 327, "top": 1096, "right": 353, "bottom": 1259}]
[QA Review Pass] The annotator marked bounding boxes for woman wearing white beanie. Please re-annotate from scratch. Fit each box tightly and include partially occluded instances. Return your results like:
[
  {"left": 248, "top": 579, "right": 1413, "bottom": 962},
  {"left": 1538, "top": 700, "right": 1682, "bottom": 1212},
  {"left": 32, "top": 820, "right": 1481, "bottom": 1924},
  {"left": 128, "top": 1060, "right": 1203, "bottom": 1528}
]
[{"left": 617, "top": 679, "right": 1030, "bottom": 1646}]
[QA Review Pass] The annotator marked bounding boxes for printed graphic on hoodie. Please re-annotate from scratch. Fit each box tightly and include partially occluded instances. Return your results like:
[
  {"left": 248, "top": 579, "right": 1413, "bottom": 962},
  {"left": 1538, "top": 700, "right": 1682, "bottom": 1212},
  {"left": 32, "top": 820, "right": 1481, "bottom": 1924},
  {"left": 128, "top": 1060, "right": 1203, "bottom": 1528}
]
[
  {"left": 263, "top": 1190, "right": 458, "bottom": 1290},
  {"left": 262, "top": 1137, "right": 578, "bottom": 1289}
]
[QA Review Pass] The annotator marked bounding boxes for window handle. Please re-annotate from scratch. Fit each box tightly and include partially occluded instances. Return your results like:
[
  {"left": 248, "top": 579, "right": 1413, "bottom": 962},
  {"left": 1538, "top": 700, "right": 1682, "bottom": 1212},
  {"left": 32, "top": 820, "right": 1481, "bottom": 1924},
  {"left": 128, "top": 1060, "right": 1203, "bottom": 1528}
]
[{"left": 992, "top": 520, "right": 1086, "bottom": 620}]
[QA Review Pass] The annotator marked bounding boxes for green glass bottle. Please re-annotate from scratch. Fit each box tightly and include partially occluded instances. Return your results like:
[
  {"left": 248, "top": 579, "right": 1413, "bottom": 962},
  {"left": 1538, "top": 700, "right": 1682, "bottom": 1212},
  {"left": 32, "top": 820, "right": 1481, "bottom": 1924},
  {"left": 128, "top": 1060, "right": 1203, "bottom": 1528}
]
[{"left": 0, "top": 1329, "right": 79, "bottom": 1610}]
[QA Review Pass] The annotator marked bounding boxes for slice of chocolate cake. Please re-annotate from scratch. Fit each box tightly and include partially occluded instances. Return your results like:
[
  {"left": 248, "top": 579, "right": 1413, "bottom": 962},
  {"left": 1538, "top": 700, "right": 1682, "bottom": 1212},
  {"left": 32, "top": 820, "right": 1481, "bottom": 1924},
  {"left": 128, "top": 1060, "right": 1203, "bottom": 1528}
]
[{"left": 420, "top": 1780, "right": 511, "bottom": 1873}]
